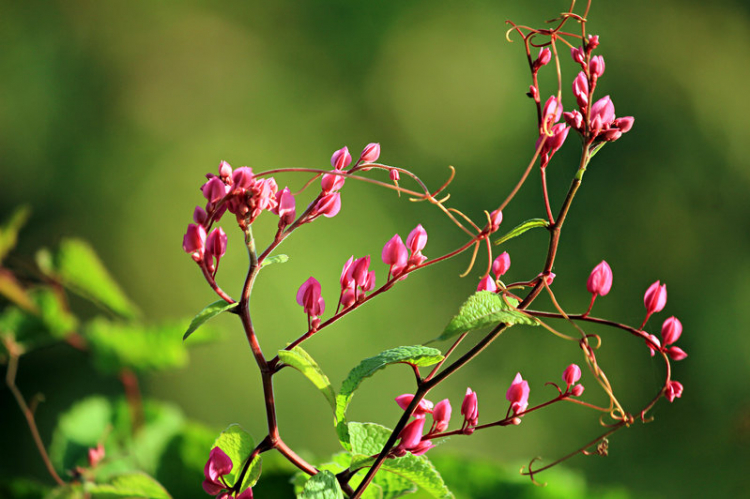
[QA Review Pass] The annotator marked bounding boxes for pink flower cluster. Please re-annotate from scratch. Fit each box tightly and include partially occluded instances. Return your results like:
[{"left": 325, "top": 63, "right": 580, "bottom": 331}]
[
  {"left": 477, "top": 251, "right": 511, "bottom": 292},
  {"left": 564, "top": 35, "right": 634, "bottom": 142},
  {"left": 505, "top": 373, "right": 530, "bottom": 425},
  {"left": 202, "top": 447, "right": 253, "bottom": 498},
  {"left": 382, "top": 224, "right": 429, "bottom": 279}
]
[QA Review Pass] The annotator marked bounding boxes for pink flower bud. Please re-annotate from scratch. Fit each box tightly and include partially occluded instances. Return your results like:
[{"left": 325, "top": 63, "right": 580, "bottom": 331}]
[
  {"left": 314, "top": 192, "right": 342, "bottom": 218},
  {"left": 410, "top": 440, "right": 434, "bottom": 456},
  {"left": 395, "top": 394, "right": 434, "bottom": 417},
  {"left": 644, "top": 280, "right": 667, "bottom": 315},
  {"left": 321, "top": 171, "right": 346, "bottom": 193},
  {"left": 665, "top": 380, "right": 683, "bottom": 402},
  {"left": 489, "top": 209, "right": 503, "bottom": 232},
  {"left": 563, "top": 110, "right": 584, "bottom": 130},
  {"left": 538, "top": 272, "right": 555, "bottom": 285},
  {"left": 88, "top": 443, "right": 105, "bottom": 468},
  {"left": 232, "top": 167, "right": 255, "bottom": 191},
  {"left": 613, "top": 116, "right": 634, "bottom": 133},
  {"left": 398, "top": 418, "right": 425, "bottom": 450},
  {"left": 275, "top": 187, "right": 296, "bottom": 226},
  {"left": 382, "top": 234, "right": 408, "bottom": 277},
  {"left": 218, "top": 160, "right": 233, "bottom": 179},
  {"left": 533, "top": 47, "right": 552, "bottom": 70},
  {"left": 340, "top": 256, "right": 355, "bottom": 290},
  {"left": 359, "top": 143, "right": 380, "bottom": 163},
  {"left": 351, "top": 256, "right": 371, "bottom": 288},
  {"left": 667, "top": 346, "right": 688, "bottom": 361},
  {"left": 492, "top": 252, "right": 511, "bottom": 278},
  {"left": 571, "top": 46, "right": 585, "bottom": 65},
  {"left": 203, "top": 447, "right": 233, "bottom": 495},
  {"left": 331, "top": 146, "right": 352, "bottom": 170},
  {"left": 406, "top": 224, "right": 428, "bottom": 254},
  {"left": 461, "top": 388, "right": 478, "bottom": 426},
  {"left": 477, "top": 275, "right": 497, "bottom": 293},
  {"left": 573, "top": 71, "right": 589, "bottom": 108},
  {"left": 236, "top": 488, "right": 254, "bottom": 499},
  {"left": 432, "top": 399, "right": 452, "bottom": 433},
  {"left": 586, "top": 34, "right": 600, "bottom": 51},
  {"left": 296, "top": 277, "right": 325, "bottom": 317},
  {"left": 590, "top": 55, "right": 605, "bottom": 78},
  {"left": 206, "top": 227, "right": 228, "bottom": 260},
  {"left": 661, "top": 316, "right": 682, "bottom": 346},
  {"left": 202, "top": 177, "right": 228, "bottom": 204},
  {"left": 590, "top": 95, "right": 615, "bottom": 128},
  {"left": 563, "top": 364, "right": 582, "bottom": 387},
  {"left": 183, "top": 224, "right": 207, "bottom": 260},
  {"left": 390, "top": 169, "right": 400, "bottom": 182},
  {"left": 646, "top": 333, "right": 661, "bottom": 357},
  {"left": 506, "top": 373, "right": 530, "bottom": 416},
  {"left": 587, "top": 260, "right": 613, "bottom": 296},
  {"left": 528, "top": 85, "right": 539, "bottom": 100},
  {"left": 601, "top": 129, "right": 623, "bottom": 142},
  {"left": 193, "top": 206, "right": 208, "bottom": 226},
  {"left": 571, "top": 384, "right": 585, "bottom": 397},
  {"left": 542, "top": 96, "right": 563, "bottom": 129}
]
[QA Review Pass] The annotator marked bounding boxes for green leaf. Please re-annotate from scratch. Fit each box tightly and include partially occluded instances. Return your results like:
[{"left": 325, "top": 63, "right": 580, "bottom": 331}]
[
  {"left": 86, "top": 472, "right": 171, "bottom": 498},
  {"left": 437, "top": 291, "right": 538, "bottom": 342},
  {"left": 0, "top": 268, "right": 36, "bottom": 313},
  {"left": 261, "top": 254, "right": 289, "bottom": 268},
  {"left": 278, "top": 346, "right": 336, "bottom": 412},
  {"left": 130, "top": 402, "right": 185, "bottom": 474},
  {"left": 300, "top": 471, "right": 344, "bottom": 499},
  {"left": 36, "top": 238, "right": 139, "bottom": 319},
  {"left": 49, "top": 397, "right": 113, "bottom": 473},
  {"left": 84, "top": 318, "right": 188, "bottom": 374},
  {"left": 183, "top": 299, "right": 237, "bottom": 341},
  {"left": 45, "top": 485, "right": 86, "bottom": 499},
  {"left": 348, "top": 423, "right": 453, "bottom": 499},
  {"left": 0, "top": 205, "right": 30, "bottom": 264},
  {"left": 335, "top": 346, "right": 443, "bottom": 446},
  {"left": 0, "top": 288, "right": 78, "bottom": 351},
  {"left": 494, "top": 218, "right": 549, "bottom": 246},
  {"left": 213, "top": 424, "right": 262, "bottom": 490}
]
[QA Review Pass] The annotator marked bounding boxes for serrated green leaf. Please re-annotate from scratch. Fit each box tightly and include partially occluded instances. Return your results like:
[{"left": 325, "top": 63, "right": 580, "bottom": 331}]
[
  {"left": 335, "top": 346, "right": 443, "bottom": 447},
  {"left": 183, "top": 299, "right": 237, "bottom": 341},
  {"left": 300, "top": 470, "right": 344, "bottom": 499},
  {"left": 279, "top": 347, "right": 336, "bottom": 412},
  {"left": 348, "top": 423, "right": 452, "bottom": 499},
  {"left": 437, "top": 291, "right": 538, "bottom": 342},
  {"left": 493, "top": 218, "right": 549, "bottom": 246},
  {"left": 0, "top": 205, "right": 30, "bottom": 264},
  {"left": 261, "top": 254, "right": 289, "bottom": 268},
  {"left": 84, "top": 318, "right": 188, "bottom": 374},
  {"left": 213, "top": 424, "right": 262, "bottom": 490},
  {"left": 86, "top": 472, "right": 171, "bottom": 499},
  {"left": 36, "top": 238, "right": 139, "bottom": 319}
]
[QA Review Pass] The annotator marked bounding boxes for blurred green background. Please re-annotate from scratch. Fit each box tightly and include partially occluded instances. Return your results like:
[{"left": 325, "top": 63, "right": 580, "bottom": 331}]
[{"left": 1, "top": 0, "right": 749, "bottom": 497}]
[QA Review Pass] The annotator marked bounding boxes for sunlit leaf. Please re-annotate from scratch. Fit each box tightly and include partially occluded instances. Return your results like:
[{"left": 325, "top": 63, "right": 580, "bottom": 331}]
[
  {"left": 0, "top": 205, "right": 30, "bottom": 264},
  {"left": 493, "top": 218, "right": 549, "bottom": 246},
  {"left": 212, "top": 424, "right": 262, "bottom": 490},
  {"left": 300, "top": 470, "right": 343, "bottom": 499},
  {"left": 86, "top": 472, "right": 171, "bottom": 498},
  {"left": 278, "top": 346, "right": 336, "bottom": 412},
  {"left": 261, "top": 254, "right": 289, "bottom": 268},
  {"left": 183, "top": 299, "right": 237, "bottom": 341},
  {"left": 0, "top": 268, "right": 36, "bottom": 313}
]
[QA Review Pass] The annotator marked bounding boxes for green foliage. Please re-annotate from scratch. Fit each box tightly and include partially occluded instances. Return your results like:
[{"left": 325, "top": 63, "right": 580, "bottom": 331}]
[
  {"left": 183, "top": 299, "right": 238, "bottom": 341},
  {"left": 49, "top": 396, "right": 113, "bottom": 473},
  {"left": 0, "top": 205, "right": 30, "bottom": 265},
  {"left": 261, "top": 254, "right": 289, "bottom": 268},
  {"left": 437, "top": 292, "right": 538, "bottom": 342},
  {"left": 299, "top": 470, "right": 344, "bottom": 499},
  {"left": 348, "top": 423, "right": 453, "bottom": 499},
  {"left": 36, "top": 238, "right": 139, "bottom": 319},
  {"left": 85, "top": 473, "right": 171, "bottom": 499},
  {"left": 493, "top": 218, "right": 549, "bottom": 246},
  {"left": 0, "top": 268, "right": 36, "bottom": 312},
  {"left": 212, "top": 424, "right": 262, "bottom": 490},
  {"left": 0, "top": 288, "right": 78, "bottom": 352},
  {"left": 278, "top": 346, "right": 336, "bottom": 413},
  {"left": 335, "top": 346, "right": 443, "bottom": 447},
  {"left": 84, "top": 318, "right": 188, "bottom": 374}
]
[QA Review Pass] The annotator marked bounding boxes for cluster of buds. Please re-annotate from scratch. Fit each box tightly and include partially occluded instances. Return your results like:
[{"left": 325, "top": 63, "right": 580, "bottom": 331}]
[
  {"left": 505, "top": 373, "right": 530, "bottom": 425},
  {"left": 382, "top": 224, "right": 429, "bottom": 279},
  {"left": 339, "top": 256, "right": 376, "bottom": 310},
  {"left": 477, "top": 251, "right": 511, "bottom": 292},
  {"left": 537, "top": 96, "right": 570, "bottom": 168},
  {"left": 297, "top": 277, "right": 325, "bottom": 329},
  {"left": 564, "top": 35, "right": 634, "bottom": 141},
  {"left": 562, "top": 364, "right": 585, "bottom": 397},
  {"left": 202, "top": 447, "right": 253, "bottom": 498}
]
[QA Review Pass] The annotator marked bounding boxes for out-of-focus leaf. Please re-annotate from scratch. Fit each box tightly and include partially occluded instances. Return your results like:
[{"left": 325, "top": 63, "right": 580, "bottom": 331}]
[
  {"left": 86, "top": 472, "right": 171, "bottom": 498},
  {"left": 0, "top": 477, "right": 51, "bottom": 499},
  {"left": 335, "top": 346, "right": 443, "bottom": 447},
  {"left": 348, "top": 423, "right": 452, "bottom": 499},
  {"left": 493, "top": 218, "right": 549, "bottom": 246},
  {"left": 212, "top": 424, "right": 262, "bottom": 490},
  {"left": 183, "top": 299, "right": 237, "bottom": 341},
  {"left": 278, "top": 346, "right": 336, "bottom": 412},
  {"left": 36, "top": 238, "right": 139, "bottom": 319},
  {"left": 44, "top": 485, "right": 85, "bottom": 499},
  {"left": 437, "top": 291, "right": 538, "bottom": 342},
  {"left": 0, "top": 288, "right": 78, "bottom": 352},
  {"left": 84, "top": 318, "right": 188, "bottom": 374},
  {"left": 300, "top": 470, "right": 343, "bottom": 499},
  {"left": 130, "top": 402, "right": 184, "bottom": 474},
  {"left": 49, "top": 397, "right": 113, "bottom": 473},
  {"left": 0, "top": 268, "right": 36, "bottom": 312},
  {"left": 260, "top": 254, "right": 289, "bottom": 268},
  {"left": 0, "top": 205, "right": 30, "bottom": 264}
]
